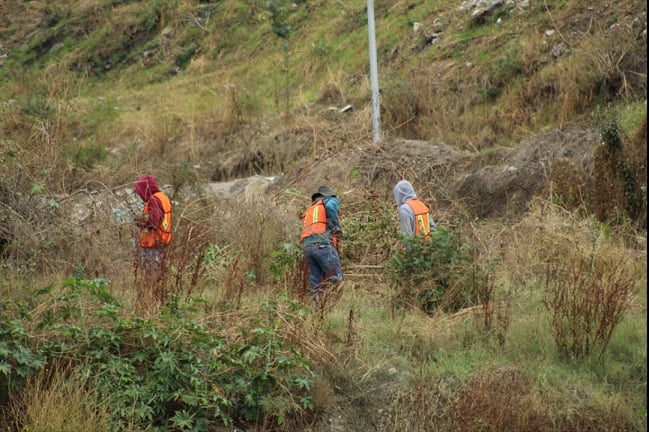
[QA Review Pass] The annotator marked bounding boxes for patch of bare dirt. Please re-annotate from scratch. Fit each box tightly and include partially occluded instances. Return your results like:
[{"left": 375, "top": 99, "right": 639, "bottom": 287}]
[
  {"left": 452, "top": 126, "right": 598, "bottom": 217},
  {"left": 275, "top": 125, "right": 599, "bottom": 220}
]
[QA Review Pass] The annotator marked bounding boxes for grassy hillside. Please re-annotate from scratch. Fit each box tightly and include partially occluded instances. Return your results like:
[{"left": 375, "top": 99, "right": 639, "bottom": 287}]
[{"left": 0, "top": 0, "right": 646, "bottom": 431}]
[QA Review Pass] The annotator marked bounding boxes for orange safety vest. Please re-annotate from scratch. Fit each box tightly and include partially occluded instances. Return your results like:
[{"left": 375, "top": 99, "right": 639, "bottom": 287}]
[
  {"left": 300, "top": 199, "right": 327, "bottom": 243},
  {"left": 139, "top": 192, "right": 172, "bottom": 248},
  {"left": 405, "top": 198, "right": 431, "bottom": 236}
]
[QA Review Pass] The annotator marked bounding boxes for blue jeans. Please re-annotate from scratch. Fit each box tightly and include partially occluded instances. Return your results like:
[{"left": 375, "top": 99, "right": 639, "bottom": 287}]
[{"left": 304, "top": 244, "right": 342, "bottom": 301}]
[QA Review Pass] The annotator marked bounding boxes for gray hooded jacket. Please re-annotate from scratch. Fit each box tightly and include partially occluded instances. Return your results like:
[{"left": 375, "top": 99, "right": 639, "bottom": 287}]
[{"left": 393, "top": 180, "right": 436, "bottom": 235}]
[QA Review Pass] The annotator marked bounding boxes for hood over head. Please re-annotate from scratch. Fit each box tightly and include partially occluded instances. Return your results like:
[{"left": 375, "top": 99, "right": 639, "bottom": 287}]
[
  {"left": 134, "top": 175, "right": 161, "bottom": 201},
  {"left": 393, "top": 180, "right": 417, "bottom": 207},
  {"left": 311, "top": 185, "right": 336, "bottom": 202}
]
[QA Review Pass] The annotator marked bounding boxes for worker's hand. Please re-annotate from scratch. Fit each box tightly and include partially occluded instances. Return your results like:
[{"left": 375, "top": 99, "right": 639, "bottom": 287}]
[{"left": 332, "top": 231, "right": 342, "bottom": 250}]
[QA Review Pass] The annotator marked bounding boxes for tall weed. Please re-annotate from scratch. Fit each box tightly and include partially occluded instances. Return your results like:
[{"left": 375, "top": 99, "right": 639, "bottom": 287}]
[{"left": 543, "top": 257, "right": 638, "bottom": 360}]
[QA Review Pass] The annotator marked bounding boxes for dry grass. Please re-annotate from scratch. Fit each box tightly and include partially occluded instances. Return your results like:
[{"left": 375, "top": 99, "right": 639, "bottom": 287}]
[
  {"left": 9, "top": 362, "right": 112, "bottom": 432},
  {"left": 387, "top": 374, "right": 461, "bottom": 432},
  {"left": 498, "top": 198, "right": 646, "bottom": 292},
  {"left": 450, "top": 366, "right": 552, "bottom": 432}
]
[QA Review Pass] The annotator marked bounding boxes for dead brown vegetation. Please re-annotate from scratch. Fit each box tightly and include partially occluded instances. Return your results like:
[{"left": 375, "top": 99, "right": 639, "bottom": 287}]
[{"left": 543, "top": 257, "right": 638, "bottom": 360}]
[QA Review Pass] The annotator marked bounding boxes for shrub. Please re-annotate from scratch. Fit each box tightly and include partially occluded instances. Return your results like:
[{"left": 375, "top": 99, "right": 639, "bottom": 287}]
[
  {"left": 471, "top": 266, "right": 511, "bottom": 346},
  {"left": 543, "top": 257, "right": 637, "bottom": 360},
  {"left": 341, "top": 198, "right": 395, "bottom": 265},
  {"left": 388, "top": 225, "right": 477, "bottom": 315},
  {"left": 591, "top": 104, "right": 646, "bottom": 226},
  {"left": 268, "top": 241, "right": 307, "bottom": 298},
  {"left": 1, "top": 277, "right": 316, "bottom": 431},
  {"left": 0, "top": 316, "right": 47, "bottom": 403},
  {"left": 450, "top": 366, "right": 551, "bottom": 432}
]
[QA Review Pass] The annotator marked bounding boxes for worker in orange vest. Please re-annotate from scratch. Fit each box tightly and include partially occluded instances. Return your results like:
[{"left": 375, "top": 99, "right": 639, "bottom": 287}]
[
  {"left": 134, "top": 175, "right": 172, "bottom": 281},
  {"left": 393, "top": 180, "right": 436, "bottom": 239},
  {"left": 300, "top": 185, "right": 343, "bottom": 302}
]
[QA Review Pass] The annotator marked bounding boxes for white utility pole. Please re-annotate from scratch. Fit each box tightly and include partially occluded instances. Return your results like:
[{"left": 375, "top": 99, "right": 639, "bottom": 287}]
[{"left": 367, "top": 0, "right": 381, "bottom": 142}]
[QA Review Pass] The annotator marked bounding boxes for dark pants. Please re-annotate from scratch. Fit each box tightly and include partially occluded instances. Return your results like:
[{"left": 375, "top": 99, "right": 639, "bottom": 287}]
[
  {"left": 137, "top": 246, "right": 169, "bottom": 306},
  {"left": 140, "top": 247, "right": 166, "bottom": 278},
  {"left": 303, "top": 243, "right": 342, "bottom": 301}
]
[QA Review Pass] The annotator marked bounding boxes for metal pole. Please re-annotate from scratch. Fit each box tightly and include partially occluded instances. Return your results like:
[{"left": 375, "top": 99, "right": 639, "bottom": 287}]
[{"left": 367, "top": 0, "right": 381, "bottom": 142}]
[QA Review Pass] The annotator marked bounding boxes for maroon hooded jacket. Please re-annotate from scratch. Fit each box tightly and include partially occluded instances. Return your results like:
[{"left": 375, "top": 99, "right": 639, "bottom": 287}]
[{"left": 134, "top": 175, "right": 164, "bottom": 229}]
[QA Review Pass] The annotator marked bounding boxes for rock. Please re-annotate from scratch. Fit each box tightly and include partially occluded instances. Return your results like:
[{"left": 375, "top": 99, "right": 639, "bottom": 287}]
[{"left": 551, "top": 42, "right": 568, "bottom": 58}]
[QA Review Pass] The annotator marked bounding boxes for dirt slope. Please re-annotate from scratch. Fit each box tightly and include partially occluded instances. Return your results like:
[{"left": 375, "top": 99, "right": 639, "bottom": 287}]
[{"left": 268, "top": 125, "right": 600, "bottom": 221}]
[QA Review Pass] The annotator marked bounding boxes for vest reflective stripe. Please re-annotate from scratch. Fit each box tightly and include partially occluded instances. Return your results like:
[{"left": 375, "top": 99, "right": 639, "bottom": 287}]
[
  {"left": 140, "top": 192, "right": 172, "bottom": 247},
  {"left": 300, "top": 200, "right": 327, "bottom": 242},
  {"left": 405, "top": 199, "right": 430, "bottom": 236}
]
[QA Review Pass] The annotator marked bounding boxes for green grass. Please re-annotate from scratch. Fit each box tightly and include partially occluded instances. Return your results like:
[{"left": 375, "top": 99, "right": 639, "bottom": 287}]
[
  {"left": 316, "top": 264, "right": 647, "bottom": 428},
  {"left": 619, "top": 100, "right": 648, "bottom": 135}
]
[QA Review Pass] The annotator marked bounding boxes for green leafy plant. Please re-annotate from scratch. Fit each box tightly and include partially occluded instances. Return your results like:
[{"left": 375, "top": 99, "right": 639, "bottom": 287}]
[
  {"left": 592, "top": 104, "right": 622, "bottom": 149},
  {"left": 341, "top": 200, "right": 396, "bottom": 264},
  {"left": 268, "top": 242, "right": 301, "bottom": 281},
  {"left": 388, "top": 225, "right": 477, "bottom": 315},
  {"left": 226, "top": 300, "right": 316, "bottom": 425},
  {"left": 0, "top": 318, "right": 47, "bottom": 401},
  {"left": 0, "top": 276, "right": 317, "bottom": 430}
]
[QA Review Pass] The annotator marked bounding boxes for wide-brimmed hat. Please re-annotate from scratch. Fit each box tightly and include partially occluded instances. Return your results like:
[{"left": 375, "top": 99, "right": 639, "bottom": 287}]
[{"left": 311, "top": 185, "right": 335, "bottom": 201}]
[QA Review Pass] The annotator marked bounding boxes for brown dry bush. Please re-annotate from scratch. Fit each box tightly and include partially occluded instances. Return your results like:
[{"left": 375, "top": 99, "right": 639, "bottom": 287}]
[
  {"left": 592, "top": 138, "right": 631, "bottom": 224},
  {"left": 208, "top": 195, "right": 298, "bottom": 291},
  {"left": 543, "top": 256, "right": 638, "bottom": 360},
  {"left": 272, "top": 296, "right": 338, "bottom": 369},
  {"left": 625, "top": 114, "right": 647, "bottom": 227},
  {"left": 562, "top": 399, "right": 639, "bottom": 432},
  {"left": 449, "top": 366, "right": 642, "bottom": 432},
  {"left": 545, "top": 157, "right": 592, "bottom": 212},
  {"left": 450, "top": 366, "right": 552, "bottom": 432},
  {"left": 312, "top": 279, "right": 346, "bottom": 324},
  {"left": 471, "top": 267, "right": 511, "bottom": 346}
]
